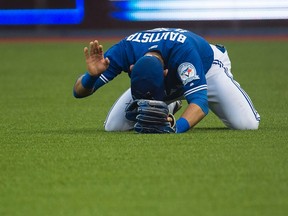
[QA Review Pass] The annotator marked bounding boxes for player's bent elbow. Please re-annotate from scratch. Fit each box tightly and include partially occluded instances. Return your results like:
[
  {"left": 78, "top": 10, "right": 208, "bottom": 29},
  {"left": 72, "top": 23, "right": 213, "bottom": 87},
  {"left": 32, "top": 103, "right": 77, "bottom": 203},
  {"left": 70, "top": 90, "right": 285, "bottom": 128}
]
[
  {"left": 73, "top": 89, "right": 83, "bottom": 98},
  {"left": 73, "top": 93, "right": 82, "bottom": 98},
  {"left": 73, "top": 88, "right": 93, "bottom": 98}
]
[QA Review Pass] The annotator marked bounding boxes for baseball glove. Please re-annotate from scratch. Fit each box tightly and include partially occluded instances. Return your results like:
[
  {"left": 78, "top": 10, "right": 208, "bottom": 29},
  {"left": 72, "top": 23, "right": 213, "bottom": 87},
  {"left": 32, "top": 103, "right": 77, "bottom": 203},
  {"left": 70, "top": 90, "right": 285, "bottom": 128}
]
[{"left": 125, "top": 99, "right": 176, "bottom": 133}]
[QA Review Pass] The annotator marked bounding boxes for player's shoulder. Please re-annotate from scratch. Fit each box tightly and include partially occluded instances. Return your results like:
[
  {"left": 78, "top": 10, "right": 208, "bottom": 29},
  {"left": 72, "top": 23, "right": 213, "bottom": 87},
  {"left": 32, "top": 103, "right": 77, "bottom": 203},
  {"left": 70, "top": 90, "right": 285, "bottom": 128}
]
[{"left": 142, "top": 28, "right": 190, "bottom": 33}]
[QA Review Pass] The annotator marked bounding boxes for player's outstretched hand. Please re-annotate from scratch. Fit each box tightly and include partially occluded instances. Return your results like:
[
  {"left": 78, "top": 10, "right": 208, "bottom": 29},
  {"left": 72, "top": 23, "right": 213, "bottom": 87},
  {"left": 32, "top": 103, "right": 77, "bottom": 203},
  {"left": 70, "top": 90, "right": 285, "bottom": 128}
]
[{"left": 84, "top": 40, "right": 110, "bottom": 76}]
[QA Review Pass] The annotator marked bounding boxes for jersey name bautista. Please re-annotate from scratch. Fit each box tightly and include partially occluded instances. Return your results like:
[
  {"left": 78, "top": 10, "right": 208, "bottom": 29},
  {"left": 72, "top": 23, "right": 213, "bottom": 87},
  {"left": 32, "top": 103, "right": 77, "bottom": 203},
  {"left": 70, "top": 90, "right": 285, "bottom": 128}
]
[{"left": 126, "top": 31, "right": 187, "bottom": 44}]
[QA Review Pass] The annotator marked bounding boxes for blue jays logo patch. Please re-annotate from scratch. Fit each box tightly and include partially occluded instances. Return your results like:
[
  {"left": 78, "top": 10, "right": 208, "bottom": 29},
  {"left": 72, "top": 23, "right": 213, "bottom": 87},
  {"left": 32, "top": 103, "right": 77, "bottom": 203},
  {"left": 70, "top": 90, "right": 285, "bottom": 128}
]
[{"left": 177, "top": 62, "right": 199, "bottom": 85}]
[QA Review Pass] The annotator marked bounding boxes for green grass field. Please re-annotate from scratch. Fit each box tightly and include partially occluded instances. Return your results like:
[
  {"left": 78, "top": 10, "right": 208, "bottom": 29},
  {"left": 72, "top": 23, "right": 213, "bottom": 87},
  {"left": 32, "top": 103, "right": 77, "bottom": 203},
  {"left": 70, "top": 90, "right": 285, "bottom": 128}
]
[{"left": 0, "top": 38, "right": 287, "bottom": 216}]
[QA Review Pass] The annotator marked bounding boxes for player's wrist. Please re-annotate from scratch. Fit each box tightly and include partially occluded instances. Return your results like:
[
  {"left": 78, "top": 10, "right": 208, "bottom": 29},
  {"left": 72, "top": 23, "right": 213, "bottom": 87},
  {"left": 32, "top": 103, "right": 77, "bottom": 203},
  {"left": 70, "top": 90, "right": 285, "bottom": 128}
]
[
  {"left": 81, "top": 72, "right": 98, "bottom": 89},
  {"left": 176, "top": 117, "right": 190, "bottom": 133}
]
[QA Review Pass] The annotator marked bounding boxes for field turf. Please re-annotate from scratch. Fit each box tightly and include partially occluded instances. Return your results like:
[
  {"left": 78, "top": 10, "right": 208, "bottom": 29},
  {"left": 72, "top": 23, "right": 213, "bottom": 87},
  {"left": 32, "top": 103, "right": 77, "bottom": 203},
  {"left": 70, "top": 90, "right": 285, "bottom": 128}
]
[{"left": 0, "top": 38, "right": 287, "bottom": 216}]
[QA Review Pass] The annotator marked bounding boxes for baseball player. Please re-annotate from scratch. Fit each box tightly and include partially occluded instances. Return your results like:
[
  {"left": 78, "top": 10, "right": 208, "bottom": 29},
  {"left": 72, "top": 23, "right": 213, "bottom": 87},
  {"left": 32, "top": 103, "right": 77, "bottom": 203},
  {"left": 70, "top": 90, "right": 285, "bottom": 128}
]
[{"left": 73, "top": 28, "right": 260, "bottom": 133}]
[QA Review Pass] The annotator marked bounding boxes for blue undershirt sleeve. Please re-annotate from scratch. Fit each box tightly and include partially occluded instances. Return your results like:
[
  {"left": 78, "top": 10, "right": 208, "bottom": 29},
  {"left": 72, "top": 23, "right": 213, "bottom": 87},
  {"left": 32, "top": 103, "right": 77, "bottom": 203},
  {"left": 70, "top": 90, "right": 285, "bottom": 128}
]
[
  {"left": 185, "top": 89, "right": 209, "bottom": 115},
  {"left": 92, "top": 77, "right": 107, "bottom": 92},
  {"left": 81, "top": 72, "right": 98, "bottom": 89}
]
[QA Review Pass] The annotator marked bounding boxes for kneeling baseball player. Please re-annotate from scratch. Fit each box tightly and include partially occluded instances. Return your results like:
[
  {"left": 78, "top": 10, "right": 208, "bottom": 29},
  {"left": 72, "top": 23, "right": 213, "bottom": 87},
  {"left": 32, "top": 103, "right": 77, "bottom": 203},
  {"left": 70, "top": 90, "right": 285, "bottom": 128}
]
[{"left": 73, "top": 28, "right": 260, "bottom": 133}]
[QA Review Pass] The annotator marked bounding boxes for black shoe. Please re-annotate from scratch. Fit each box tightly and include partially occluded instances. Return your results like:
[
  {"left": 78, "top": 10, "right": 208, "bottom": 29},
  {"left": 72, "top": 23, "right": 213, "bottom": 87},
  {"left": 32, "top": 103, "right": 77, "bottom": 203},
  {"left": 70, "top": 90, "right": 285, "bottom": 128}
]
[{"left": 172, "top": 100, "right": 182, "bottom": 114}]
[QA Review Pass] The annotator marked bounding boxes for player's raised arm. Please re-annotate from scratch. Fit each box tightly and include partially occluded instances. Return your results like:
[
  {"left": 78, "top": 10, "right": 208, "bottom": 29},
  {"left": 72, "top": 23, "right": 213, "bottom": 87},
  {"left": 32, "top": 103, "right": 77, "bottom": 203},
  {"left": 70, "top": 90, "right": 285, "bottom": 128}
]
[
  {"left": 73, "top": 40, "right": 110, "bottom": 98},
  {"left": 84, "top": 40, "right": 110, "bottom": 76}
]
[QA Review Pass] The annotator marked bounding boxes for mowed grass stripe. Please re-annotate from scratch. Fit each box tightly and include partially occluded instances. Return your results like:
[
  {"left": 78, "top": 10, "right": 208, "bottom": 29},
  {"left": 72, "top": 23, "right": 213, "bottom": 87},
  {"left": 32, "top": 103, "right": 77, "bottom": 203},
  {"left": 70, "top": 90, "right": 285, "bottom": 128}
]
[{"left": 0, "top": 40, "right": 287, "bottom": 216}]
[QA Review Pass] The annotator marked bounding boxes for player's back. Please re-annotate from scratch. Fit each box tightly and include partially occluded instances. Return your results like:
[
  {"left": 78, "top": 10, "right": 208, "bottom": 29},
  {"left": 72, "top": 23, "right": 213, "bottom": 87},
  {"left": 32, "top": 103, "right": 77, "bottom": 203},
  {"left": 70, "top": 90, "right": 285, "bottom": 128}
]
[{"left": 121, "top": 28, "right": 213, "bottom": 74}]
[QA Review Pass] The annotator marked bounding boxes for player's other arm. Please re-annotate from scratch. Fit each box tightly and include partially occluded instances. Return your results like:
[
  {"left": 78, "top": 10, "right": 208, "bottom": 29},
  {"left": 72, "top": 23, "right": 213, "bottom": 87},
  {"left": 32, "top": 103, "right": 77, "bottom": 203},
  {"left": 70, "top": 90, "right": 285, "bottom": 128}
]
[
  {"left": 176, "top": 90, "right": 208, "bottom": 133},
  {"left": 176, "top": 103, "right": 206, "bottom": 132},
  {"left": 73, "top": 40, "right": 110, "bottom": 98}
]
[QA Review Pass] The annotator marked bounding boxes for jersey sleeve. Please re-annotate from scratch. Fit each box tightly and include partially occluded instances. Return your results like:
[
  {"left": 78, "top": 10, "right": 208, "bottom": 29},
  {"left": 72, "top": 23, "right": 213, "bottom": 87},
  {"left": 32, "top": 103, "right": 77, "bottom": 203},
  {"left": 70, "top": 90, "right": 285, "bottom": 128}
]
[
  {"left": 92, "top": 43, "right": 126, "bottom": 92},
  {"left": 177, "top": 50, "right": 209, "bottom": 114}
]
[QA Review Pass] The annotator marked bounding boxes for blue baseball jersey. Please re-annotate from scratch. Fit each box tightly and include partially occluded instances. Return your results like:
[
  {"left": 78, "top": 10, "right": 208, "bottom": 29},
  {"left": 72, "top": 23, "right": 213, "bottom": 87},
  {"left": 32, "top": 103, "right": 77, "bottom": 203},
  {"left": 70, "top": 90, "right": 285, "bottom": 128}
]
[{"left": 93, "top": 28, "right": 214, "bottom": 112}]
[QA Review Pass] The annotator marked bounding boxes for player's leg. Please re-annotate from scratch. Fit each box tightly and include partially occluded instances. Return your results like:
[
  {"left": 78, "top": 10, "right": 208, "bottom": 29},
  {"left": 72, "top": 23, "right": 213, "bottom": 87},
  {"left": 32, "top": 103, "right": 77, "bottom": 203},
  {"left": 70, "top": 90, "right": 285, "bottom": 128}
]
[
  {"left": 206, "top": 45, "right": 260, "bottom": 130},
  {"left": 104, "top": 87, "right": 182, "bottom": 131},
  {"left": 104, "top": 88, "right": 135, "bottom": 131}
]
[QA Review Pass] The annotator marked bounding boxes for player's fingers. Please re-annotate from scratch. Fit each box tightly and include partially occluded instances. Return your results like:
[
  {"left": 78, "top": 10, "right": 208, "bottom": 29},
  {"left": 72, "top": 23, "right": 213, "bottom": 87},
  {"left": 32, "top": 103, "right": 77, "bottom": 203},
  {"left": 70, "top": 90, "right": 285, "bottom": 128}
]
[
  {"left": 84, "top": 47, "right": 89, "bottom": 59},
  {"left": 167, "top": 113, "right": 176, "bottom": 127},
  {"left": 164, "top": 69, "right": 168, "bottom": 77},
  {"left": 129, "top": 65, "right": 134, "bottom": 71},
  {"left": 89, "top": 41, "right": 94, "bottom": 56},
  {"left": 105, "top": 57, "right": 110, "bottom": 66},
  {"left": 167, "top": 116, "right": 173, "bottom": 122},
  {"left": 98, "top": 45, "right": 103, "bottom": 55},
  {"left": 94, "top": 40, "right": 99, "bottom": 53}
]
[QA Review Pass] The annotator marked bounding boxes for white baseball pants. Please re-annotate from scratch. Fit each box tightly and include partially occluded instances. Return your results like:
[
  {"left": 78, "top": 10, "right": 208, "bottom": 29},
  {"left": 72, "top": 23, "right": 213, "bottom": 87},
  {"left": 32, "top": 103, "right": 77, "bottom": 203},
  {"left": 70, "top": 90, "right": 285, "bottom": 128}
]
[{"left": 104, "top": 45, "right": 260, "bottom": 131}]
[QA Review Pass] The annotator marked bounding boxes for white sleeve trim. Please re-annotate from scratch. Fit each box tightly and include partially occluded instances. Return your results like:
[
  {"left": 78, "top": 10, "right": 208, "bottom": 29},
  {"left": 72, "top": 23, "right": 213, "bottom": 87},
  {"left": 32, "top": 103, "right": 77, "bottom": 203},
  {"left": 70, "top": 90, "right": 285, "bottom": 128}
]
[
  {"left": 99, "top": 74, "right": 109, "bottom": 83},
  {"left": 184, "top": 84, "right": 207, "bottom": 97}
]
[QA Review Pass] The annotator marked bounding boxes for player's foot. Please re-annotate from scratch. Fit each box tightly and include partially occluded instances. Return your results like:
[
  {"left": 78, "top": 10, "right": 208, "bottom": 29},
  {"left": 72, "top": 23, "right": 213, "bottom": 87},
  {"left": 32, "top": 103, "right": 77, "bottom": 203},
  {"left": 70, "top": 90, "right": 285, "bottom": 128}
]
[{"left": 172, "top": 100, "right": 182, "bottom": 114}]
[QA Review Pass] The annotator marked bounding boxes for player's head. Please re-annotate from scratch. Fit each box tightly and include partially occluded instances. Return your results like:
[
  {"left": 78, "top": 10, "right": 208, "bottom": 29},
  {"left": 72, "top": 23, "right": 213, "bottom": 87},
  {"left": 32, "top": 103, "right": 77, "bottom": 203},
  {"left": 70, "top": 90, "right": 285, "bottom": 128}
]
[{"left": 130, "top": 55, "right": 165, "bottom": 100}]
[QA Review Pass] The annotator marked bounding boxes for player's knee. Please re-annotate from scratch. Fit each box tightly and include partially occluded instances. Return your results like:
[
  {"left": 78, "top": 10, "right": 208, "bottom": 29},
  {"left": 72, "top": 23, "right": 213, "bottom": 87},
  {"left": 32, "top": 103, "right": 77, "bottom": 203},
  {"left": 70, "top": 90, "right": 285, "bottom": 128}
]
[
  {"left": 104, "top": 120, "right": 119, "bottom": 131},
  {"left": 104, "top": 122, "right": 114, "bottom": 131},
  {"left": 239, "top": 120, "right": 259, "bottom": 130},
  {"left": 230, "top": 118, "right": 259, "bottom": 130},
  {"left": 104, "top": 119, "right": 134, "bottom": 132}
]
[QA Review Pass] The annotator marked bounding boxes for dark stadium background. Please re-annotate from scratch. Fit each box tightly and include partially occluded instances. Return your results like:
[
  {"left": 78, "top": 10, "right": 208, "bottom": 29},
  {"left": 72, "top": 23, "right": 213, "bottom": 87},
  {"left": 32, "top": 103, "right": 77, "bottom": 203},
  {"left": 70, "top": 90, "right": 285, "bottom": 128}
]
[
  {"left": 1, "top": 2, "right": 288, "bottom": 216},
  {"left": 0, "top": 0, "right": 287, "bottom": 39}
]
